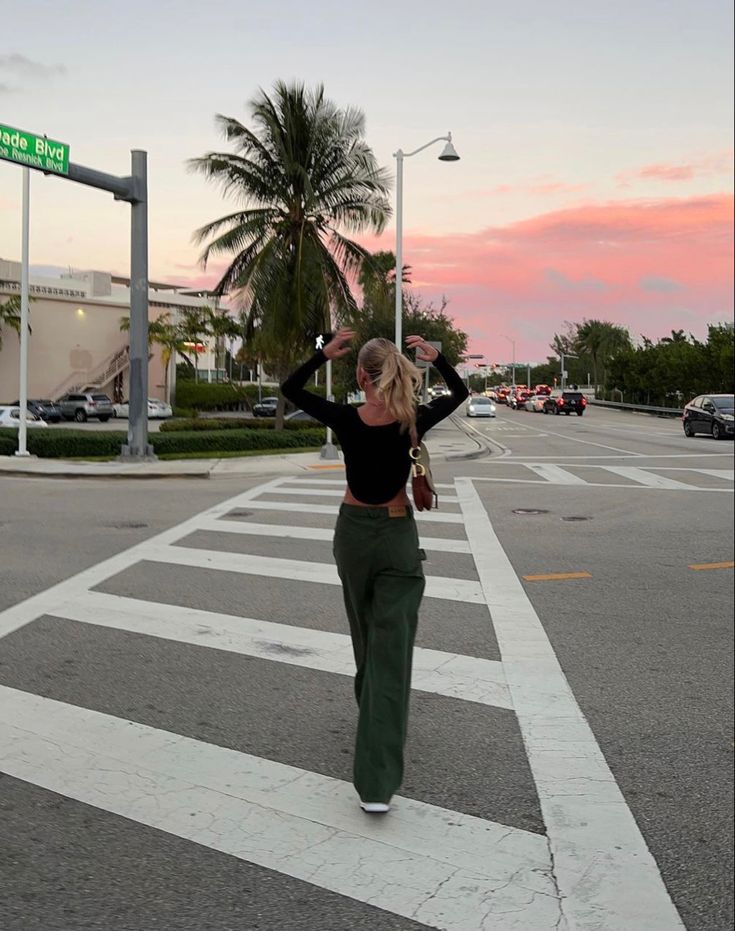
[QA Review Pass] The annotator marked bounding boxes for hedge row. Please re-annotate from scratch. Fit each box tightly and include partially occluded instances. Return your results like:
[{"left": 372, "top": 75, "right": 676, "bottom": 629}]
[
  {"left": 174, "top": 379, "right": 327, "bottom": 412},
  {"left": 0, "top": 427, "right": 325, "bottom": 459},
  {"left": 161, "top": 417, "right": 316, "bottom": 432}
]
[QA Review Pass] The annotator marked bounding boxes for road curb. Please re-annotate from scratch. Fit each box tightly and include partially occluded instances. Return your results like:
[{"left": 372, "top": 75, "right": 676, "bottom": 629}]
[{"left": 443, "top": 416, "right": 493, "bottom": 461}]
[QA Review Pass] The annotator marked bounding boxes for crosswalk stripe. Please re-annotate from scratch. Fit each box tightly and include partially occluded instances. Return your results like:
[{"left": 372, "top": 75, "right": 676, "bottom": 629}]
[
  {"left": 195, "top": 516, "right": 472, "bottom": 554},
  {"left": 525, "top": 464, "right": 588, "bottom": 485},
  {"left": 0, "top": 686, "right": 556, "bottom": 931},
  {"left": 237, "top": 499, "right": 466, "bottom": 523},
  {"left": 280, "top": 478, "right": 457, "bottom": 491},
  {"left": 54, "top": 591, "right": 513, "bottom": 710},
  {"left": 261, "top": 486, "right": 461, "bottom": 503},
  {"left": 600, "top": 466, "right": 695, "bottom": 489},
  {"left": 145, "top": 544, "right": 486, "bottom": 604}
]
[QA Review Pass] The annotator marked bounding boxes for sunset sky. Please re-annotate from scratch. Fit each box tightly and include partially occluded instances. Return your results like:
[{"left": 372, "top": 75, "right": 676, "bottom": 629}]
[{"left": 1, "top": 0, "right": 732, "bottom": 362}]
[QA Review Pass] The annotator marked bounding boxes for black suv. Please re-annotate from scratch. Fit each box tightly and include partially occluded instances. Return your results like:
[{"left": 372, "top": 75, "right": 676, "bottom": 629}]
[{"left": 543, "top": 390, "right": 587, "bottom": 416}]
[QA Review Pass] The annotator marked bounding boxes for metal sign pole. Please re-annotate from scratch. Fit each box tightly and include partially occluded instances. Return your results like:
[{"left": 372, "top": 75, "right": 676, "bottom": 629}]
[
  {"left": 15, "top": 167, "right": 31, "bottom": 457},
  {"left": 121, "top": 150, "right": 153, "bottom": 458}
]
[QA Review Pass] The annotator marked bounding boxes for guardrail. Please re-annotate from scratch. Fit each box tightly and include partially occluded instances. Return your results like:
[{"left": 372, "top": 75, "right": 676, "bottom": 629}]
[{"left": 588, "top": 398, "right": 683, "bottom": 417}]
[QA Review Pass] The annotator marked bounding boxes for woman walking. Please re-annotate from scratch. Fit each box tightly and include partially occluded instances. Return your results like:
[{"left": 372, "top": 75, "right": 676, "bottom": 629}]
[{"left": 281, "top": 330, "right": 468, "bottom": 812}]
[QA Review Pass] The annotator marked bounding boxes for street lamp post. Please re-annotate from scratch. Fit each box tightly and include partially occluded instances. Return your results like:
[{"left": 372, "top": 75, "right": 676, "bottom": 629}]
[
  {"left": 501, "top": 335, "right": 516, "bottom": 386},
  {"left": 394, "top": 133, "right": 459, "bottom": 348}
]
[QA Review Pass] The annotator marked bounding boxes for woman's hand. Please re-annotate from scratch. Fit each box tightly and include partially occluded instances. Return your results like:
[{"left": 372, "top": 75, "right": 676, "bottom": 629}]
[
  {"left": 323, "top": 328, "right": 355, "bottom": 360},
  {"left": 406, "top": 335, "right": 439, "bottom": 363}
]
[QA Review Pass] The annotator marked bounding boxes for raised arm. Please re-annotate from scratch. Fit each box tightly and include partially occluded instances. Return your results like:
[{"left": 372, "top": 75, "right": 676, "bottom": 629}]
[
  {"left": 280, "top": 350, "right": 345, "bottom": 428},
  {"left": 416, "top": 352, "right": 469, "bottom": 435}
]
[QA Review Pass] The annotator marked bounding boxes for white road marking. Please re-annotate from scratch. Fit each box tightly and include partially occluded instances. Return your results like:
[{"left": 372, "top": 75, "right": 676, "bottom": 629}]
[
  {"left": 0, "top": 686, "right": 559, "bottom": 931},
  {"left": 237, "top": 499, "right": 466, "bottom": 523},
  {"left": 197, "top": 516, "right": 472, "bottom": 553},
  {"left": 279, "top": 478, "right": 456, "bottom": 491},
  {"left": 456, "top": 478, "right": 685, "bottom": 930},
  {"left": 525, "top": 464, "right": 588, "bottom": 485},
  {"left": 680, "top": 468, "right": 734, "bottom": 480},
  {"left": 145, "top": 544, "right": 486, "bottom": 605},
  {"left": 262, "top": 486, "right": 461, "bottom": 503},
  {"left": 600, "top": 466, "right": 695, "bottom": 489},
  {"left": 53, "top": 590, "right": 512, "bottom": 710}
]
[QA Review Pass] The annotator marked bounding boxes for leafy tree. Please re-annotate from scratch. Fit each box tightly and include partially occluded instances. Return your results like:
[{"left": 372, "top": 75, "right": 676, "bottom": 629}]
[{"left": 190, "top": 81, "right": 391, "bottom": 427}]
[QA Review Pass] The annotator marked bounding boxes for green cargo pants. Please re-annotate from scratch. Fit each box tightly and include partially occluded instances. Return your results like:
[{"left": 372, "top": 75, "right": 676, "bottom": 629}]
[{"left": 333, "top": 503, "right": 426, "bottom": 804}]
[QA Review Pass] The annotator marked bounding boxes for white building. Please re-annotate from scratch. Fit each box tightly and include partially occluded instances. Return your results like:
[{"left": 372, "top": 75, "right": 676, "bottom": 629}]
[{"left": 0, "top": 259, "right": 224, "bottom": 404}]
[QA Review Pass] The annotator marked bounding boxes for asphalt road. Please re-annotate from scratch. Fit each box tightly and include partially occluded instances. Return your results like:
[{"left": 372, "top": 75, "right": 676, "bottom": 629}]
[{"left": 0, "top": 405, "right": 732, "bottom": 931}]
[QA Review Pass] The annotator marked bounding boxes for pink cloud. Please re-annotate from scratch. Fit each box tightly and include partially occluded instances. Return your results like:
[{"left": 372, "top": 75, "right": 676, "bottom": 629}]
[
  {"left": 617, "top": 151, "right": 734, "bottom": 186},
  {"left": 359, "top": 194, "right": 733, "bottom": 360}
]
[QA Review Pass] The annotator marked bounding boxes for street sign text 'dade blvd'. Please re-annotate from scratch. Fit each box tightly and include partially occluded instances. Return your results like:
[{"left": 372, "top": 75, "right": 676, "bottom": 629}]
[{"left": 0, "top": 123, "right": 69, "bottom": 175}]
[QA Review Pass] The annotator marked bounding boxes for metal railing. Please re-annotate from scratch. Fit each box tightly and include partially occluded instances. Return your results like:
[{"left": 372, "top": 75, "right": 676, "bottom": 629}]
[
  {"left": 588, "top": 398, "right": 683, "bottom": 417},
  {"left": 49, "top": 344, "right": 130, "bottom": 400}
]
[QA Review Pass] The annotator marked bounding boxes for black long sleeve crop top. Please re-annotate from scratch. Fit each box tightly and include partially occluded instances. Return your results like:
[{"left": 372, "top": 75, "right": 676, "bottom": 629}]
[{"left": 281, "top": 351, "right": 469, "bottom": 504}]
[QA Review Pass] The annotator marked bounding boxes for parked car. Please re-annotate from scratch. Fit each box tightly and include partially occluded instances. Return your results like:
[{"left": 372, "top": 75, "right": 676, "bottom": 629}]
[
  {"left": 543, "top": 390, "right": 587, "bottom": 416},
  {"left": 58, "top": 392, "right": 114, "bottom": 422},
  {"left": 11, "top": 399, "right": 62, "bottom": 423},
  {"left": 0, "top": 406, "right": 47, "bottom": 428},
  {"left": 466, "top": 396, "right": 496, "bottom": 418},
  {"left": 682, "top": 394, "right": 734, "bottom": 440},
  {"left": 113, "top": 398, "right": 173, "bottom": 419},
  {"left": 252, "top": 396, "right": 279, "bottom": 417}
]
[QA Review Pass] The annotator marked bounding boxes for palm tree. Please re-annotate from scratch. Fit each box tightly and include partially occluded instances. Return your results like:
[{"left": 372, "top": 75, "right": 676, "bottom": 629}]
[
  {"left": 119, "top": 312, "right": 189, "bottom": 401},
  {"left": 0, "top": 294, "right": 31, "bottom": 352},
  {"left": 190, "top": 81, "right": 391, "bottom": 426},
  {"left": 207, "top": 307, "right": 241, "bottom": 380},
  {"left": 575, "top": 319, "right": 631, "bottom": 391},
  {"left": 177, "top": 307, "right": 212, "bottom": 382}
]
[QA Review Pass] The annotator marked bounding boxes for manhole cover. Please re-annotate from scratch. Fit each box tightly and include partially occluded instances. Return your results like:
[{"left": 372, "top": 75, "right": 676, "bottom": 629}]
[
  {"left": 105, "top": 521, "right": 148, "bottom": 529},
  {"left": 561, "top": 516, "right": 592, "bottom": 522},
  {"left": 512, "top": 508, "right": 549, "bottom": 516},
  {"left": 229, "top": 509, "right": 254, "bottom": 518}
]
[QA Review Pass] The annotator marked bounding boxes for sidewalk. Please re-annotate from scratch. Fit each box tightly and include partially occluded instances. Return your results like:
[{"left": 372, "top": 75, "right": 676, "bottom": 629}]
[{"left": 0, "top": 416, "right": 489, "bottom": 480}]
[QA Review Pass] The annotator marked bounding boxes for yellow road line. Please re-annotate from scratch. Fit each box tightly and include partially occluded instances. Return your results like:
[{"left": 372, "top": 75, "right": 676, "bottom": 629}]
[
  {"left": 523, "top": 571, "right": 592, "bottom": 582},
  {"left": 688, "top": 561, "right": 735, "bottom": 571},
  {"left": 308, "top": 464, "right": 345, "bottom": 471}
]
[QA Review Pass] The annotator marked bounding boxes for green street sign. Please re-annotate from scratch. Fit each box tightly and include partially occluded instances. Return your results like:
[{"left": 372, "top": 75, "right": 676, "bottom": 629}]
[{"left": 0, "top": 123, "right": 70, "bottom": 175}]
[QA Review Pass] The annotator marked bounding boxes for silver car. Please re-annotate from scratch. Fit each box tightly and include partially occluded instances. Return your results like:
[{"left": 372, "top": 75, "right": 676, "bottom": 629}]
[{"left": 58, "top": 392, "right": 114, "bottom": 423}]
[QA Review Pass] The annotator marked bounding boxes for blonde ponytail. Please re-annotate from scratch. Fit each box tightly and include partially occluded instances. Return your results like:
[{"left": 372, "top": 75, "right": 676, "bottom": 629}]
[{"left": 358, "top": 338, "right": 422, "bottom": 434}]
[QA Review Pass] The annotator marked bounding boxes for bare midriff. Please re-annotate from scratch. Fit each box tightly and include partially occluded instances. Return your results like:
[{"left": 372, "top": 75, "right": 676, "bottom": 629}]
[{"left": 343, "top": 486, "right": 410, "bottom": 508}]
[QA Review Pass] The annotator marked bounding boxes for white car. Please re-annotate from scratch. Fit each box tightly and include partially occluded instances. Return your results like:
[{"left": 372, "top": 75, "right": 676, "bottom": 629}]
[
  {"left": 466, "top": 396, "right": 496, "bottom": 418},
  {"left": 113, "top": 398, "right": 173, "bottom": 419},
  {"left": 0, "top": 406, "right": 47, "bottom": 428},
  {"left": 524, "top": 395, "right": 546, "bottom": 412}
]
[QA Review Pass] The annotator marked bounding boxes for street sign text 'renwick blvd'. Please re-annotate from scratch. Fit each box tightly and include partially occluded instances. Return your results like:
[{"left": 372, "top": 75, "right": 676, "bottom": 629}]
[{"left": 0, "top": 123, "right": 69, "bottom": 175}]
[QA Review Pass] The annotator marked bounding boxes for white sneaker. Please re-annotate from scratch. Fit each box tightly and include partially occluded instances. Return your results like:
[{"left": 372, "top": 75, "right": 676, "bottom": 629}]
[{"left": 360, "top": 801, "right": 390, "bottom": 814}]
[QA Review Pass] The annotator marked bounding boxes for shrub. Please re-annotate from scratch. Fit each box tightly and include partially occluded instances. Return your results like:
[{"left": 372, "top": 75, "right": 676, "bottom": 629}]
[
  {"left": 175, "top": 381, "right": 251, "bottom": 412},
  {"left": 0, "top": 426, "right": 325, "bottom": 458},
  {"left": 160, "top": 417, "right": 318, "bottom": 432},
  {"left": 0, "top": 432, "right": 17, "bottom": 455}
]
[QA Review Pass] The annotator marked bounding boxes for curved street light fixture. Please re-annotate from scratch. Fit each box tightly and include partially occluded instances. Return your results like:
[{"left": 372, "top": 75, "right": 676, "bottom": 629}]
[{"left": 393, "top": 133, "right": 460, "bottom": 348}]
